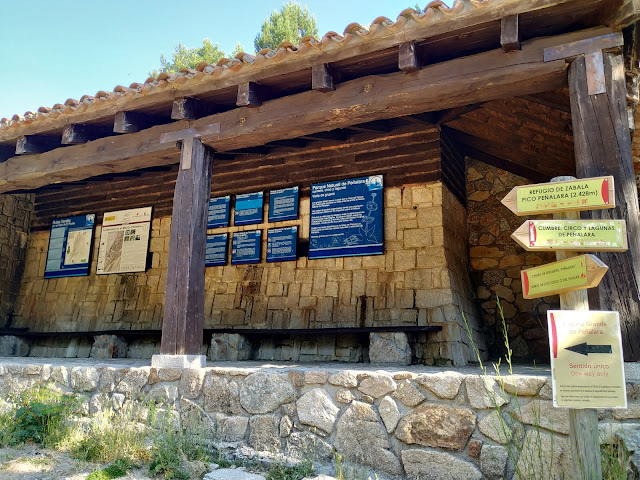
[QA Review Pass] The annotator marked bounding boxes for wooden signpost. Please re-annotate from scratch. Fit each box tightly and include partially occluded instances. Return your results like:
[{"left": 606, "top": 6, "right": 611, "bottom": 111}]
[
  {"left": 511, "top": 219, "right": 627, "bottom": 252},
  {"left": 501, "top": 175, "right": 614, "bottom": 216}
]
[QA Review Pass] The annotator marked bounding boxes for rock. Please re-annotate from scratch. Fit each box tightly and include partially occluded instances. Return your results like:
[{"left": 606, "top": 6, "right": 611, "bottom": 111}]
[
  {"left": 465, "top": 376, "right": 509, "bottom": 409},
  {"left": 335, "top": 389, "right": 354, "bottom": 404},
  {"left": 616, "top": 428, "right": 640, "bottom": 452},
  {"left": 378, "top": 396, "right": 401, "bottom": 433},
  {"left": 480, "top": 445, "right": 508, "bottom": 479},
  {"left": 304, "top": 371, "right": 329, "bottom": 385},
  {"left": 539, "top": 379, "right": 553, "bottom": 400},
  {"left": 500, "top": 375, "right": 546, "bottom": 396},
  {"left": 203, "top": 469, "right": 266, "bottom": 480},
  {"left": 358, "top": 373, "right": 396, "bottom": 398},
  {"left": 302, "top": 476, "right": 336, "bottom": 480},
  {"left": 368, "top": 332, "right": 411, "bottom": 365},
  {"left": 392, "top": 380, "right": 425, "bottom": 407},
  {"left": 157, "top": 368, "right": 183, "bottom": 382},
  {"left": 334, "top": 401, "right": 402, "bottom": 476},
  {"left": 328, "top": 371, "right": 358, "bottom": 388},
  {"left": 210, "top": 333, "right": 252, "bottom": 361},
  {"left": 179, "top": 368, "right": 206, "bottom": 399},
  {"left": 180, "top": 399, "right": 215, "bottom": 435},
  {"left": 286, "top": 431, "right": 334, "bottom": 461},
  {"left": 116, "top": 367, "right": 150, "bottom": 398},
  {"left": 97, "top": 367, "right": 117, "bottom": 392},
  {"left": 395, "top": 403, "right": 476, "bottom": 450},
  {"left": 296, "top": 388, "right": 339, "bottom": 433},
  {"left": 51, "top": 366, "right": 69, "bottom": 387},
  {"left": 280, "top": 415, "right": 293, "bottom": 437},
  {"left": 70, "top": 366, "right": 99, "bottom": 391},
  {"left": 416, "top": 371, "right": 464, "bottom": 399},
  {"left": 401, "top": 449, "right": 483, "bottom": 480},
  {"left": 0, "top": 336, "right": 29, "bottom": 356},
  {"left": 468, "top": 439, "right": 483, "bottom": 458},
  {"left": 513, "top": 400, "right": 569, "bottom": 435},
  {"left": 478, "top": 411, "right": 513, "bottom": 444},
  {"left": 89, "top": 393, "right": 109, "bottom": 415},
  {"left": 215, "top": 414, "right": 248, "bottom": 442},
  {"left": 240, "top": 372, "right": 295, "bottom": 414},
  {"left": 516, "top": 429, "right": 569, "bottom": 480},
  {"left": 203, "top": 374, "right": 242, "bottom": 414},
  {"left": 613, "top": 404, "right": 640, "bottom": 420},
  {"left": 147, "top": 384, "right": 179, "bottom": 405},
  {"left": 249, "top": 415, "right": 281, "bottom": 453}
]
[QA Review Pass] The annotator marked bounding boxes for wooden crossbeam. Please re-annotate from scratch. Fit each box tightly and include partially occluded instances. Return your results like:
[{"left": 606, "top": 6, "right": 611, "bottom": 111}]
[
  {"left": 62, "top": 124, "right": 113, "bottom": 144},
  {"left": 15, "top": 135, "right": 61, "bottom": 155},
  {"left": 399, "top": 41, "right": 421, "bottom": 73},
  {"left": 237, "top": 82, "right": 264, "bottom": 107},
  {"left": 160, "top": 123, "right": 220, "bottom": 170},
  {"left": 348, "top": 120, "right": 391, "bottom": 133},
  {"left": 114, "top": 111, "right": 161, "bottom": 133},
  {"left": 312, "top": 64, "right": 336, "bottom": 92},
  {"left": 171, "top": 97, "right": 220, "bottom": 120},
  {"left": 299, "top": 130, "right": 348, "bottom": 141},
  {"left": 501, "top": 15, "right": 521, "bottom": 52}
]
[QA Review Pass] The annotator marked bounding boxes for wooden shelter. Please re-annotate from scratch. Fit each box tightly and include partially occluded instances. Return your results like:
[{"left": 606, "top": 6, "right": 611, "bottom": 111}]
[{"left": 1, "top": 0, "right": 640, "bottom": 364}]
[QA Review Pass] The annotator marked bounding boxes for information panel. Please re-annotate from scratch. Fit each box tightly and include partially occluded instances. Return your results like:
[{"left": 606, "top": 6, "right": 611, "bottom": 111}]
[
  {"left": 267, "top": 227, "right": 297, "bottom": 262},
  {"left": 269, "top": 186, "right": 299, "bottom": 222},
  {"left": 207, "top": 196, "right": 231, "bottom": 228},
  {"left": 309, "top": 175, "right": 383, "bottom": 259},
  {"left": 44, "top": 214, "right": 95, "bottom": 278},
  {"left": 234, "top": 192, "right": 264, "bottom": 226},
  {"left": 97, "top": 207, "right": 152, "bottom": 274},
  {"left": 232, "top": 230, "right": 261, "bottom": 264},
  {"left": 548, "top": 310, "right": 626, "bottom": 408}
]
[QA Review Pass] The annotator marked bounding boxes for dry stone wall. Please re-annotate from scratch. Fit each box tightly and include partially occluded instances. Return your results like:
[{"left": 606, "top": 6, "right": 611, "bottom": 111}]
[
  {"left": 466, "top": 160, "right": 560, "bottom": 361},
  {"left": 1, "top": 360, "right": 639, "bottom": 479},
  {"left": 0, "top": 193, "right": 33, "bottom": 331},
  {"left": 12, "top": 182, "right": 484, "bottom": 366}
]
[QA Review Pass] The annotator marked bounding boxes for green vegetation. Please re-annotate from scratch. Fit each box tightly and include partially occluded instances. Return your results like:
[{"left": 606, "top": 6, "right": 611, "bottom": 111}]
[
  {"left": 86, "top": 458, "right": 134, "bottom": 480},
  {"left": 266, "top": 458, "right": 314, "bottom": 480}
]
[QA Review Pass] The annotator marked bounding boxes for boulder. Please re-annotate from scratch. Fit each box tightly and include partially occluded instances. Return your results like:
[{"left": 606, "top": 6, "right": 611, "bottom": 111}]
[
  {"left": 401, "top": 449, "right": 483, "bottom": 480},
  {"left": 296, "top": 388, "right": 339, "bottom": 433},
  {"left": 357, "top": 373, "right": 396, "bottom": 398},
  {"left": 240, "top": 372, "right": 295, "bottom": 414},
  {"left": 203, "top": 374, "right": 242, "bottom": 414},
  {"left": 378, "top": 395, "right": 401, "bottom": 433},
  {"left": 416, "top": 371, "right": 464, "bottom": 399},
  {"left": 248, "top": 415, "right": 280, "bottom": 453}
]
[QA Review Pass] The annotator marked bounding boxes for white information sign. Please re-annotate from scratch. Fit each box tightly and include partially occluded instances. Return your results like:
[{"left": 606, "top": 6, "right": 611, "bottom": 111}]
[{"left": 97, "top": 207, "right": 152, "bottom": 274}]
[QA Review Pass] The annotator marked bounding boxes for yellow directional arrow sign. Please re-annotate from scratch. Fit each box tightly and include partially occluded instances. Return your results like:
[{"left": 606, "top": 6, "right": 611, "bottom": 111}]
[
  {"left": 501, "top": 176, "right": 614, "bottom": 216},
  {"left": 521, "top": 254, "right": 608, "bottom": 299},
  {"left": 511, "top": 219, "right": 627, "bottom": 252}
]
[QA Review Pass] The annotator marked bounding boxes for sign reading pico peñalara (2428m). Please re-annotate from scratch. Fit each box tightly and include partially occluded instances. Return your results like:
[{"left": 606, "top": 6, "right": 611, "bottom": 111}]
[{"left": 501, "top": 176, "right": 615, "bottom": 216}]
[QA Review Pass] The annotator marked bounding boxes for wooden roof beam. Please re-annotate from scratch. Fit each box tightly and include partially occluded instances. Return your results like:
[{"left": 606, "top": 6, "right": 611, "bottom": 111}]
[
  {"left": 399, "top": 41, "right": 422, "bottom": 73},
  {"left": 312, "top": 64, "right": 336, "bottom": 92},
  {"left": 501, "top": 15, "right": 521, "bottom": 52},
  {"left": 237, "top": 82, "right": 265, "bottom": 108},
  {"left": 171, "top": 97, "right": 222, "bottom": 120},
  {"left": 114, "top": 111, "right": 165, "bottom": 133},
  {"left": 62, "top": 124, "right": 113, "bottom": 145},
  {"left": 16, "top": 135, "right": 61, "bottom": 155}
]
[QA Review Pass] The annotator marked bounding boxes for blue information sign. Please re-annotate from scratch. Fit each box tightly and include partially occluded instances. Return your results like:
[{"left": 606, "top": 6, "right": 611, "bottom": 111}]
[
  {"left": 232, "top": 230, "right": 262, "bottom": 264},
  {"left": 205, "top": 233, "right": 228, "bottom": 267},
  {"left": 269, "top": 186, "right": 299, "bottom": 222},
  {"left": 309, "top": 175, "right": 383, "bottom": 259},
  {"left": 44, "top": 214, "right": 95, "bottom": 278},
  {"left": 207, "top": 196, "right": 230, "bottom": 228},
  {"left": 267, "top": 227, "right": 297, "bottom": 262},
  {"left": 234, "top": 191, "right": 264, "bottom": 226}
]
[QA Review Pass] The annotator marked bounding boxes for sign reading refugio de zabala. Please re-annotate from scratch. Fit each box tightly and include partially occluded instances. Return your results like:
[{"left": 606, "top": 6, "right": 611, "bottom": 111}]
[
  {"left": 501, "top": 176, "right": 614, "bottom": 216},
  {"left": 309, "top": 175, "right": 383, "bottom": 259},
  {"left": 96, "top": 207, "right": 152, "bottom": 275}
]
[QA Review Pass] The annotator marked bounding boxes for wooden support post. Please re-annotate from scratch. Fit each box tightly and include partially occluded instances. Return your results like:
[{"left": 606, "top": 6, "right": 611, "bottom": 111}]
[
  {"left": 311, "top": 64, "right": 335, "bottom": 92},
  {"left": 399, "top": 41, "right": 421, "bottom": 73},
  {"left": 171, "top": 97, "right": 219, "bottom": 120},
  {"left": 551, "top": 176, "right": 602, "bottom": 480},
  {"left": 237, "top": 82, "right": 263, "bottom": 107},
  {"left": 568, "top": 52, "right": 640, "bottom": 361},
  {"left": 500, "top": 15, "right": 520, "bottom": 52},
  {"left": 62, "top": 124, "right": 112, "bottom": 144},
  {"left": 114, "top": 111, "right": 158, "bottom": 133},
  {"left": 15, "top": 135, "right": 61, "bottom": 155}
]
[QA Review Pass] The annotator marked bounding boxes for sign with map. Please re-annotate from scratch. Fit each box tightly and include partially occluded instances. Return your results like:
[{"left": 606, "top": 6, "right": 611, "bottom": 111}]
[
  {"left": 205, "top": 233, "right": 228, "bottom": 267},
  {"left": 44, "top": 214, "right": 95, "bottom": 278},
  {"left": 207, "top": 196, "right": 231, "bottom": 229},
  {"left": 269, "top": 187, "right": 299, "bottom": 222},
  {"left": 267, "top": 227, "right": 297, "bottom": 262},
  {"left": 96, "top": 207, "right": 152, "bottom": 274},
  {"left": 234, "top": 191, "right": 264, "bottom": 226},
  {"left": 309, "top": 175, "right": 383, "bottom": 259}
]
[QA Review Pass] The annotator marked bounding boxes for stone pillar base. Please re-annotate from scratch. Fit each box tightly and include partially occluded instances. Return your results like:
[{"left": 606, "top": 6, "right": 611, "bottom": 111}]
[
  {"left": 368, "top": 332, "right": 411, "bottom": 365},
  {"left": 151, "top": 354, "right": 206, "bottom": 369},
  {"left": 210, "top": 333, "right": 251, "bottom": 361}
]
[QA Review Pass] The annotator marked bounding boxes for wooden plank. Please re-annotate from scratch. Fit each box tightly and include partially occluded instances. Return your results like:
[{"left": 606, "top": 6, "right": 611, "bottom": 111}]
[
  {"left": 62, "top": 124, "right": 113, "bottom": 144},
  {"left": 161, "top": 138, "right": 213, "bottom": 355},
  {"left": 585, "top": 50, "right": 606, "bottom": 95},
  {"left": 543, "top": 32, "right": 623, "bottom": 62},
  {"left": 511, "top": 219, "right": 628, "bottom": 251},
  {"left": 311, "top": 64, "right": 335, "bottom": 92},
  {"left": 501, "top": 15, "right": 520, "bottom": 52},
  {"left": 237, "top": 82, "right": 263, "bottom": 107},
  {"left": 171, "top": 97, "right": 221, "bottom": 120},
  {"left": 0, "top": 28, "right": 606, "bottom": 193},
  {"left": 159, "top": 123, "right": 221, "bottom": 144},
  {"left": 15, "top": 135, "right": 61, "bottom": 155},
  {"left": 569, "top": 52, "right": 640, "bottom": 361},
  {"left": 113, "top": 111, "right": 159, "bottom": 133},
  {"left": 399, "top": 41, "right": 421, "bottom": 73}
]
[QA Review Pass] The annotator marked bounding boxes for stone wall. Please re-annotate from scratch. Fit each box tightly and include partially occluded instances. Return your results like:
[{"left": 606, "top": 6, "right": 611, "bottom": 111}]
[
  {"left": 466, "top": 160, "right": 560, "bottom": 362},
  {"left": 1, "top": 360, "right": 638, "bottom": 479},
  {"left": 12, "top": 182, "right": 485, "bottom": 366},
  {"left": 0, "top": 193, "right": 34, "bottom": 329}
]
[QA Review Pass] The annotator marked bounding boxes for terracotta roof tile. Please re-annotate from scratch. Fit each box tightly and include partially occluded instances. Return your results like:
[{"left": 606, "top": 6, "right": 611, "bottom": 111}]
[{"left": 0, "top": 0, "right": 505, "bottom": 132}]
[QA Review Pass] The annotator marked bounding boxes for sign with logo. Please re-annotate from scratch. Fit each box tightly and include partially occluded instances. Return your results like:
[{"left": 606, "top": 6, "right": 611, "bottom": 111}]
[
  {"left": 234, "top": 192, "right": 264, "bottom": 226},
  {"left": 207, "top": 196, "right": 230, "bottom": 228},
  {"left": 205, "top": 233, "right": 228, "bottom": 267},
  {"left": 269, "top": 187, "right": 299, "bottom": 222},
  {"left": 548, "top": 310, "right": 626, "bottom": 408},
  {"left": 267, "top": 227, "right": 297, "bottom": 262},
  {"left": 97, "top": 207, "right": 152, "bottom": 274},
  {"left": 232, "top": 230, "right": 261, "bottom": 264},
  {"left": 44, "top": 214, "right": 95, "bottom": 278}
]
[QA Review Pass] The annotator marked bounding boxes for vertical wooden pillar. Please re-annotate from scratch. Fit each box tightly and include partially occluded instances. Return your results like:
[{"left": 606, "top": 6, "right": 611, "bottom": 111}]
[
  {"left": 569, "top": 52, "right": 640, "bottom": 361},
  {"left": 160, "top": 138, "right": 213, "bottom": 356}
]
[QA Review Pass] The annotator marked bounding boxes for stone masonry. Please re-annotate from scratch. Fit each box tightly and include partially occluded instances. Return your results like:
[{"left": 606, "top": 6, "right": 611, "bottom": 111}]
[
  {"left": 11, "top": 182, "right": 485, "bottom": 366},
  {"left": 1, "top": 359, "right": 639, "bottom": 479},
  {"left": 466, "top": 160, "right": 560, "bottom": 362},
  {"left": 0, "top": 193, "right": 34, "bottom": 329}
]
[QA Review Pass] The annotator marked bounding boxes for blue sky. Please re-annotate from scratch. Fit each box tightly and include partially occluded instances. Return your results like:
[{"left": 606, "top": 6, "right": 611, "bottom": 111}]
[{"left": 0, "top": 1, "right": 452, "bottom": 119}]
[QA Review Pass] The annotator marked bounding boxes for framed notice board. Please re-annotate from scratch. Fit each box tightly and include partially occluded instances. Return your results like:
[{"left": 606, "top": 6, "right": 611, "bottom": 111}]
[
  {"left": 205, "top": 233, "right": 228, "bottom": 267},
  {"left": 232, "top": 230, "right": 262, "bottom": 264},
  {"left": 44, "top": 214, "right": 95, "bottom": 278},
  {"left": 267, "top": 226, "right": 297, "bottom": 262},
  {"left": 234, "top": 192, "right": 264, "bottom": 226}
]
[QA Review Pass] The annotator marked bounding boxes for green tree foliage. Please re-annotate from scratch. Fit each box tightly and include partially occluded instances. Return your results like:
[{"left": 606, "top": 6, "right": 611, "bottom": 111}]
[
  {"left": 254, "top": 1, "right": 318, "bottom": 52},
  {"left": 150, "top": 39, "right": 230, "bottom": 76}
]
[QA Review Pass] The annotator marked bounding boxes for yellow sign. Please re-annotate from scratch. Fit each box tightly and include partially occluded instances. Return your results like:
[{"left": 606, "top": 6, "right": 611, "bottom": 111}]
[
  {"left": 511, "top": 219, "right": 627, "bottom": 252},
  {"left": 501, "top": 176, "right": 614, "bottom": 216},
  {"left": 521, "top": 254, "right": 607, "bottom": 299},
  {"left": 548, "top": 310, "right": 626, "bottom": 408}
]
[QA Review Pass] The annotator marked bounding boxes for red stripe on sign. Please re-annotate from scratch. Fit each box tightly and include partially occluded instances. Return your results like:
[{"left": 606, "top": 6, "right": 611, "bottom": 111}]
[
  {"left": 550, "top": 312, "right": 558, "bottom": 358},
  {"left": 523, "top": 271, "right": 529, "bottom": 297},
  {"left": 602, "top": 178, "right": 609, "bottom": 204}
]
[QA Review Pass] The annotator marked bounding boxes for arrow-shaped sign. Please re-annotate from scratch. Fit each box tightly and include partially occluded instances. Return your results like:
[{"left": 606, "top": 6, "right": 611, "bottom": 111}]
[
  {"left": 511, "top": 219, "right": 628, "bottom": 252},
  {"left": 501, "top": 176, "right": 614, "bottom": 216},
  {"left": 521, "top": 254, "right": 608, "bottom": 299},
  {"left": 565, "top": 342, "right": 613, "bottom": 356}
]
